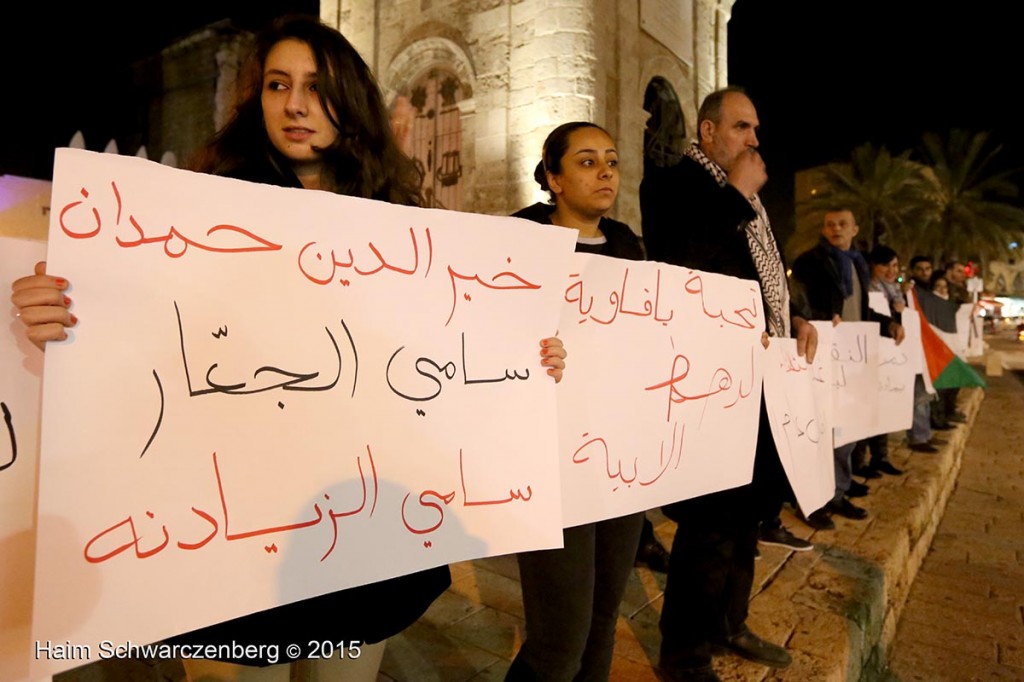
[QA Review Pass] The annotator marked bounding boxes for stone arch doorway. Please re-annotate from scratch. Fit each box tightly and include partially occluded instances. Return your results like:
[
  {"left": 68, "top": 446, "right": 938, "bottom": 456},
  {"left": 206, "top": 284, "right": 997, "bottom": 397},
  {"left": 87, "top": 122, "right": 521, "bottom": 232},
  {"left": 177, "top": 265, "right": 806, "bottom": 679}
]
[
  {"left": 398, "top": 68, "right": 467, "bottom": 210},
  {"left": 386, "top": 36, "right": 476, "bottom": 211},
  {"left": 643, "top": 76, "right": 687, "bottom": 170}
]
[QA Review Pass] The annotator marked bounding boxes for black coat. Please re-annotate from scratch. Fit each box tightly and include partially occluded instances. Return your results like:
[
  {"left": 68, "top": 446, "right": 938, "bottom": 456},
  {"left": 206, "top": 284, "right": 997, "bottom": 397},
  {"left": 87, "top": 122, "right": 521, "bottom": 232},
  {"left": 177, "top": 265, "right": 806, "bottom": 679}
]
[
  {"left": 790, "top": 240, "right": 895, "bottom": 334},
  {"left": 512, "top": 202, "right": 645, "bottom": 261},
  {"left": 640, "top": 156, "right": 807, "bottom": 327}
]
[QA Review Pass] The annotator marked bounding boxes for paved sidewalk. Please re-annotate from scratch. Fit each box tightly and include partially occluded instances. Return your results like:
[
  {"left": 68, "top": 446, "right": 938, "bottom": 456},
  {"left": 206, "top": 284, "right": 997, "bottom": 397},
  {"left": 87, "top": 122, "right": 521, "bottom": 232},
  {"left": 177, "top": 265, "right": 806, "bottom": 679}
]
[{"left": 885, "top": 353, "right": 1024, "bottom": 679}]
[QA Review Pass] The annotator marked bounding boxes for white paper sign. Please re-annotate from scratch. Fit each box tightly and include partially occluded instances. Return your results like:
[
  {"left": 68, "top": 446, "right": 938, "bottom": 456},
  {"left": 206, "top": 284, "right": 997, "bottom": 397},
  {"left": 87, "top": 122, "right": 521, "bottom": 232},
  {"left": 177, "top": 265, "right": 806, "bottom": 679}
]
[
  {"left": 762, "top": 324, "right": 835, "bottom": 515},
  {"left": 556, "top": 254, "right": 764, "bottom": 527},
  {"left": 953, "top": 302, "right": 977, "bottom": 359},
  {"left": 867, "top": 290, "right": 889, "bottom": 317},
  {"left": 899, "top": 308, "right": 924, "bottom": 376},
  {"left": 32, "top": 149, "right": 577, "bottom": 676},
  {"left": 876, "top": 337, "right": 915, "bottom": 434},
  {"left": 0, "top": 238, "right": 47, "bottom": 682},
  {"left": 831, "top": 322, "right": 881, "bottom": 447}
]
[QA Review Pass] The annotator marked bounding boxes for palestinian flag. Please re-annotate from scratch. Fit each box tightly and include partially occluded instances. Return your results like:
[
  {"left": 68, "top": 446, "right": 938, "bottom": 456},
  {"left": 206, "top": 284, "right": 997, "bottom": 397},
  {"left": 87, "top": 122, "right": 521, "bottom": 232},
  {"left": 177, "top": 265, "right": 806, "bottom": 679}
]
[{"left": 910, "top": 288, "right": 987, "bottom": 389}]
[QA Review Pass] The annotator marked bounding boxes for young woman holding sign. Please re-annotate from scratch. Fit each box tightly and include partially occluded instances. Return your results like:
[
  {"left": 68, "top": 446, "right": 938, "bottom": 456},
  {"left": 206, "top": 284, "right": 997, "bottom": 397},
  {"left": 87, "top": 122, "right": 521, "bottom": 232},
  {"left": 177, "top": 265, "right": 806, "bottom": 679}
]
[
  {"left": 506, "top": 122, "right": 646, "bottom": 682},
  {"left": 11, "top": 14, "right": 565, "bottom": 682}
]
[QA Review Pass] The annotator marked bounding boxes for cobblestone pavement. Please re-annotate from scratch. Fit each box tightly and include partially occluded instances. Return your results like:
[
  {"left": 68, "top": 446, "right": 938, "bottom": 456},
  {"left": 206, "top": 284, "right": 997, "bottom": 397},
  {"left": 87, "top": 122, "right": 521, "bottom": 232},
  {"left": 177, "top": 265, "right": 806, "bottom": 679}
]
[{"left": 885, "top": 333, "right": 1024, "bottom": 682}]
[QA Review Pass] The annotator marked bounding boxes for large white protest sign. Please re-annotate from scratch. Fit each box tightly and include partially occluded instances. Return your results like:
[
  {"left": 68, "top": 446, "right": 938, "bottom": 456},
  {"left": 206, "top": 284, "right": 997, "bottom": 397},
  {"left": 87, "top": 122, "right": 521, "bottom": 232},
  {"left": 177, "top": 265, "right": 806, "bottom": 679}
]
[
  {"left": 556, "top": 253, "right": 764, "bottom": 527},
  {"left": 876, "top": 337, "right": 914, "bottom": 434},
  {"left": 32, "top": 149, "right": 577, "bottom": 676},
  {"left": 763, "top": 324, "right": 835, "bottom": 515},
  {"left": 831, "top": 322, "right": 881, "bottom": 447},
  {"left": 1, "top": 238, "right": 47, "bottom": 682}
]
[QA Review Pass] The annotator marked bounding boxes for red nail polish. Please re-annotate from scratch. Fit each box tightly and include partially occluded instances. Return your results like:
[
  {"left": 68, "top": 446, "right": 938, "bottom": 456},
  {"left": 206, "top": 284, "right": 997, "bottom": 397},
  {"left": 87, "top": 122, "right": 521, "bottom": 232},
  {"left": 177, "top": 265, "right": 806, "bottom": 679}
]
[
  {"left": 541, "top": 338, "right": 548, "bottom": 347},
  {"left": 55, "top": 278, "right": 67, "bottom": 287},
  {"left": 69, "top": 314, "right": 78, "bottom": 326},
  {"left": 63, "top": 296, "right": 71, "bottom": 306}
]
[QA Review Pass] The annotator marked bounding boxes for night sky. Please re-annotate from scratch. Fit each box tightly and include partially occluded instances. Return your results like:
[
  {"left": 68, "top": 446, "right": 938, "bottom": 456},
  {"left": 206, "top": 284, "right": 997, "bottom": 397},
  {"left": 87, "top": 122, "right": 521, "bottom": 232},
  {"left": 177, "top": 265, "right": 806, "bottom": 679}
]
[
  {"left": 4, "top": 0, "right": 1020, "bottom": 222},
  {"left": 727, "top": 0, "right": 1024, "bottom": 232},
  {"left": 1, "top": 1, "right": 316, "bottom": 180}
]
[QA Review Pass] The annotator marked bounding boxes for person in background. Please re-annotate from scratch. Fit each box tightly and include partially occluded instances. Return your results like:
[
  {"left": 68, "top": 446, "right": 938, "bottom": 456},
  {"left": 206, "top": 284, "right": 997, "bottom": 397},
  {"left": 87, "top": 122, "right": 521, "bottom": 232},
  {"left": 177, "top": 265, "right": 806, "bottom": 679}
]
[
  {"left": 933, "top": 261, "right": 970, "bottom": 426},
  {"left": 11, "top": 14, "right": 565, "bottom": 682},
  {"left": 789, "top": 208, "right": 904, "bottom": 523},
  {"left": 904, "top": 255, "right": 949, "bottom": 452},
  {"left": 506, "top": 121, "right": 645, "bottom": 682},
  {"left": 853, "top": 245, "right": 907, "bottom": 477}
]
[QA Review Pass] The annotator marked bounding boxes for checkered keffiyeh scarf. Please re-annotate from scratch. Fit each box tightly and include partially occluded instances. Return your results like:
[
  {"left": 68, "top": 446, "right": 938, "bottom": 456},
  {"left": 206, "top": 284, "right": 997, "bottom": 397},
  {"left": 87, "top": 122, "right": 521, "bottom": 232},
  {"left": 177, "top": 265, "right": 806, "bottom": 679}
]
[{"left": 684, "top": 141, "right": 791, "bottom": 337}]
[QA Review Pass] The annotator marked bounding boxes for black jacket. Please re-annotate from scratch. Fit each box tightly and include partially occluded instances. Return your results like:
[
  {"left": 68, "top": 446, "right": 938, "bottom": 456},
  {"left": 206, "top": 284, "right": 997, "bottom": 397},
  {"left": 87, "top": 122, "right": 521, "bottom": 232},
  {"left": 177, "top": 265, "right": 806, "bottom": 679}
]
[
  {"left": 790, "top": 240, "right": 895, "bottom": 335},
  {"left": 512, "top": 202, "right": 645, "bottom": 261},
  {"left": 640, "top": 156, "right": 808, "bottom": 328}
]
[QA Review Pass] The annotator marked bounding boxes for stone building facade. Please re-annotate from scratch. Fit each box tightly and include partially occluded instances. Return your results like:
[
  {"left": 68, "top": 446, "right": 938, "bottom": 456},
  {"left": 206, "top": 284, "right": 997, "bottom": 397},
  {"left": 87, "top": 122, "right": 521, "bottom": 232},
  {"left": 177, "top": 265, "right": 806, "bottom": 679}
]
[
  {"left": 142, "top": 1, "right": 736, "bottom": 232},
  {"left": 323, "top": 0, "right": 736, "bottom": 228}
]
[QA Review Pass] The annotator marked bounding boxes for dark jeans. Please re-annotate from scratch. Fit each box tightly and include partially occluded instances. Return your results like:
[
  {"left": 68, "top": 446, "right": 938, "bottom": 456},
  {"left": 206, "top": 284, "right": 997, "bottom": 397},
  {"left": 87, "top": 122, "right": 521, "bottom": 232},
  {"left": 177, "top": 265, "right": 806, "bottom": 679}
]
[
  {"left": 508, "top": 512, "right": 645, "bottom": 682},
  {"left": 932, "top": 387, "right": 961, "bottom": 426},
  {"left": 658, "top": 401, "right": 788, "bottom": 668}
]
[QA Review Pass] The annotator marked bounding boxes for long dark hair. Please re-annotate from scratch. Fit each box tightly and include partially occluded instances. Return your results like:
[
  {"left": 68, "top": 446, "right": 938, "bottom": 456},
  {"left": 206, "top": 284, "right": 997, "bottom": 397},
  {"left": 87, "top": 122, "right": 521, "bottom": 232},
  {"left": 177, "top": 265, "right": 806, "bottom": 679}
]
[
  {"left": 191, "top": 14, "right": 423, "bottom": 206},
  {"left": 532, "top": 121, "right": 609, "bottom": 203}
]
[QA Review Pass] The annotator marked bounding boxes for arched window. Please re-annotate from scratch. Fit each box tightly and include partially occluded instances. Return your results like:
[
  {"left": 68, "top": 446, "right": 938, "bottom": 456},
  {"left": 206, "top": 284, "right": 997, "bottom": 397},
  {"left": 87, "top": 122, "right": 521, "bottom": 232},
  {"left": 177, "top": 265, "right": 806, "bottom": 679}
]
[
  {"left": 643, "top": 77, "right": 687, "bottom": 170},
  {"left": 396, "top": 69, "right": 467, "bottom": 210}
]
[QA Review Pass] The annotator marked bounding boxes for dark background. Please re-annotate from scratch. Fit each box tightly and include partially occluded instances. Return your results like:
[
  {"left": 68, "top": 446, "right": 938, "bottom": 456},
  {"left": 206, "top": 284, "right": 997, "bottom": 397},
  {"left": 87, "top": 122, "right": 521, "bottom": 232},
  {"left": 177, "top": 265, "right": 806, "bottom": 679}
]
[
  {"left": 728, "top": 1, "right": 1024, "bottom": 232},
  {"left": 3, "top": 0, "right": 1021, "bottom": 230},
  {"left": 1, "top": 1, "right": 316, "bottom": 179}
]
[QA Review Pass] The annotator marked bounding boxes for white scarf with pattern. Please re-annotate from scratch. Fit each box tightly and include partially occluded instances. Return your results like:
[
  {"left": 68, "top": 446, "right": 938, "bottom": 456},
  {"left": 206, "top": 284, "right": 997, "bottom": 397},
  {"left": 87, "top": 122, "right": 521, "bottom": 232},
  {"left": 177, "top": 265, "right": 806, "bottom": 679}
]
[{"left": 684, "top": 141, "right": 791, "bottom": 337}]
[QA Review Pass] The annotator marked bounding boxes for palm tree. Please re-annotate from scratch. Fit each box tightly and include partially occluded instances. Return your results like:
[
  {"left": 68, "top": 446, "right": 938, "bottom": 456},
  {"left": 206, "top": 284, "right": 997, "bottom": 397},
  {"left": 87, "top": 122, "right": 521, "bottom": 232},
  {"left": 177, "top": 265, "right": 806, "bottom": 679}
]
[
  {"left": 916, "top": 129, "right": 1024, "bottom": 269},
  {"left": 790, "top": 143, "right": 936, "bottom": 261}
]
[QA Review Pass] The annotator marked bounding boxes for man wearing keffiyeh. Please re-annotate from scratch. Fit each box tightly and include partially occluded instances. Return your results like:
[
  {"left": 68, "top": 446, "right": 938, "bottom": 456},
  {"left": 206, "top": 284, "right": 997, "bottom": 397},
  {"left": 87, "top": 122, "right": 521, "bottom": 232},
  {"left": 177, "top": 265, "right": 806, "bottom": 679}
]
[{"left": 641, "top": 87, "right": 818, "bottom": 682}]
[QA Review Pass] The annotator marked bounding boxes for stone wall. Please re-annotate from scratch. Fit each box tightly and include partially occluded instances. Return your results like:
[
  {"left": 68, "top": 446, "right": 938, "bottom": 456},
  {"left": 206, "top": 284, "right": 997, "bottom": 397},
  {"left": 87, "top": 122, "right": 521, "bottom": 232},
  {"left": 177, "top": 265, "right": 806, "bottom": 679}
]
[
  {"left": 135, "top": 2, "right": 736, "bottom": 228},
  {"left": 323, "top": 0, "right": 735, "bottom": 227},
  {"left": 133, "top": 21, "right": 252, "bottom": 169}
]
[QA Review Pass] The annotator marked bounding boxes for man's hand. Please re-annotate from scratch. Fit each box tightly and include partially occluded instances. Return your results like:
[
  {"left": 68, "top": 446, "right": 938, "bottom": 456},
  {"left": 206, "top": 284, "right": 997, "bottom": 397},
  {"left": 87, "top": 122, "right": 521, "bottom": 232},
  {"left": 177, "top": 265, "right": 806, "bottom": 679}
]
[
  {"left": 890, "top": 322, "right": 906, "bottom": 345},
  {"left": 727, "top": 148, "right": 767, "bottom": 198},
  {"left": 792, "top": 316, "right": 818, "bottom": 364}
]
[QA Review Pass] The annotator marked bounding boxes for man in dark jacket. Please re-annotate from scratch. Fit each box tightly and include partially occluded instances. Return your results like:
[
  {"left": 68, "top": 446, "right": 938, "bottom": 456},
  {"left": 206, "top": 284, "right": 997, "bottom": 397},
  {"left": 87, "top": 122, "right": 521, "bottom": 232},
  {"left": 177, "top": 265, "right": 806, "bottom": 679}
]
[
  {"left": 641, "top": 86, "right": 818, "bottom": 682},
  {"left": 789, "top": 209, "right": 904, "bottom": 522}
]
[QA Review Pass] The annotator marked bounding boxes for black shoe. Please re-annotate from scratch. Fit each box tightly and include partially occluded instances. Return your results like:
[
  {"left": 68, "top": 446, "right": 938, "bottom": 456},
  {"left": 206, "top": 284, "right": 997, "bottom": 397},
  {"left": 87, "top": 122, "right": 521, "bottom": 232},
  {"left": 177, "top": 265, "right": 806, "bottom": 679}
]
[
  {"left": 636, "top": 538, "right": 671, "bottom": 573},
  {"left": 826, "top": 497, "right": 868, "bottom": 520},
  {"left": 847, "top": 481, "right": 869, "bottom": 498},
  {"left": 801, "top": 508, "right": 835, "bottom": 530},
  {"left": 931, "top": 422, "right": 954, "bottom": 431},
  {"left": 712, "top": 627, "right": 792, "bottom": 668},
  {"left": 852, "top": 463, "right": 882, "bottom": 479},
  {"left": 872, "top": 459, "right": 904, "bottom": 476},
  {"left": 758, "top": 524, "right": 814, "bottom": 551},
  {"left": 909, "top": 442, "right": 940, "bottom": 453}
]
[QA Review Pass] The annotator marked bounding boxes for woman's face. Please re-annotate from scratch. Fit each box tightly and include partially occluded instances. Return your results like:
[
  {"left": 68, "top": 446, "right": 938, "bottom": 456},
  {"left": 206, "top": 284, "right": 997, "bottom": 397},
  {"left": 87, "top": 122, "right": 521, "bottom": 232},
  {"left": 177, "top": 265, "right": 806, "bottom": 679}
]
[
  {"left": 933, "top": 277, "right": 950, "bottom": 299},
  {"left": 547, "top": 127, "right": 619, "bottom": 219},
  {"left": 873, "top": 256, "right": 900, "bottom": 284},
  {"left": 261, "top": 39, "right": 339, "bottom": 183}
]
